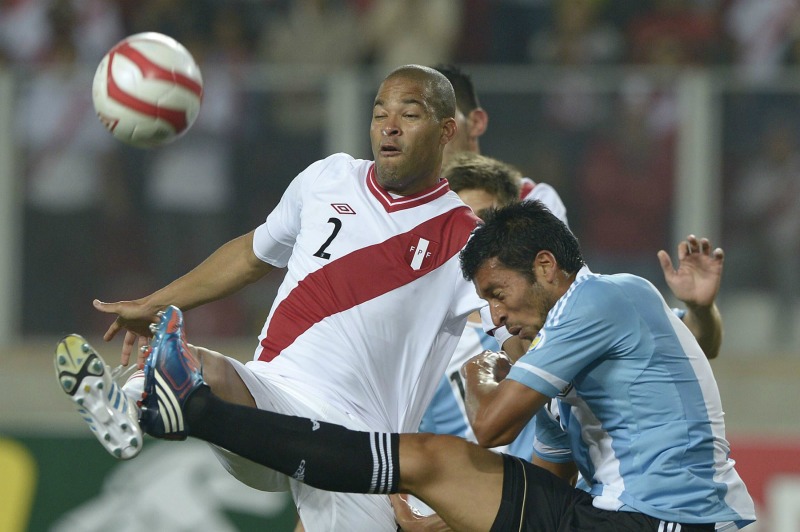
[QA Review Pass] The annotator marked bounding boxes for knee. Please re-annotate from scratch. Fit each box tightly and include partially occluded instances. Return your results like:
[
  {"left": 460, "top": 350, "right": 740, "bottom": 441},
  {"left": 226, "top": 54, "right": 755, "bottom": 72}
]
[
  {"left": 192, "top": 346, "right": 256, "bottom": 407},
  {"left": 192, "top": 345, "right": 223, "bottom": 387},
  {"left": 399, "top": 434, "right": 468, "bottom": 491}
]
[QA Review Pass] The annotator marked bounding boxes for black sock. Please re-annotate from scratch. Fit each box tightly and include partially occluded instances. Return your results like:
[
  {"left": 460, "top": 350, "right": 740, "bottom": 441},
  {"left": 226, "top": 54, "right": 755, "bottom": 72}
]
[{"left": 184, "top": 385, "right": 400, "bottom": 494}]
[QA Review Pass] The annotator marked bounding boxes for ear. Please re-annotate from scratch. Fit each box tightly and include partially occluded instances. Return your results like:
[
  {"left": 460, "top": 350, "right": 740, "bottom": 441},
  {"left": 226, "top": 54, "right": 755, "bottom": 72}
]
[
  {"left": 533, "top": 251, "right": 558, "bottom": 283},
  {"left": 467, "top": 108, "right": 488, "bottom": 139},
  {"left": 441, "top": 116, "right": 458, "bottom": 145}
]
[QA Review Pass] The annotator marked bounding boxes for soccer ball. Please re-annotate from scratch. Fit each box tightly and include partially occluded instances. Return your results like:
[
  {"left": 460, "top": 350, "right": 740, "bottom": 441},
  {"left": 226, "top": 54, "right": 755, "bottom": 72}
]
[{"left": 92, "top": 32, "right": 203, "bottom": 148}]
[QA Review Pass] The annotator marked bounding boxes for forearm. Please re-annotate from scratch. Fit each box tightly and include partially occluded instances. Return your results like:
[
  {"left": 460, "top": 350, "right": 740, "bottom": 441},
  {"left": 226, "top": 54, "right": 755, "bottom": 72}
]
[
  {"left": 143, "top": 231, "right": 273, "bottom": 312},
  {"left": 682, "top": 303, "right": 722, "bottom": 359},
  {"left": 463, "top": 369, "right": 502, "bottom": 444},
  {"left": 462, "top": 353, "right": 541, "bottom": 448},
  {"left": 463, "top": 361, "right": 513, "bottom": 447}
]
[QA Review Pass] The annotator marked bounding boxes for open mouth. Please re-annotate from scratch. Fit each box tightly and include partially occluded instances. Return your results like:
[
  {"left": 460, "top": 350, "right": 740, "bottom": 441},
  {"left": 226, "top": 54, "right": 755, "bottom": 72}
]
[{"left": 380, "top": 144, "right": 401, "bottom": 155}]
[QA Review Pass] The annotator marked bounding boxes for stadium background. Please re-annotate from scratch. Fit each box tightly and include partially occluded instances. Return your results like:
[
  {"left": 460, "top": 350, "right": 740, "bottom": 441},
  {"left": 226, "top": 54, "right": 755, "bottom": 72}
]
[{"left": 1, "top": 1, "right": 799, "bottom": 530}]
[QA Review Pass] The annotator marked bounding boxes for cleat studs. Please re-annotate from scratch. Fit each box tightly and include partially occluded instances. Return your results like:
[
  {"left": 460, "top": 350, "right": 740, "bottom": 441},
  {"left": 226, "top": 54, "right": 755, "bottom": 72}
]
[
  {"left": 81, "top": 343, "right": 91, "bottom": 353},
  {"left": 77, "top": 398, "right": 84, "bottom": 406},
  {"left": 156, "top": 310, "right": 165, "bottom": 317},
  {"left": 97, "top": 381, "right": 104, "bottom": 390},
  {"left": 104, "top": 433, "right": 111, "bottom": 441},
  {"left": 90, "top": 359, "right": 103, "bottom": 373},
  {"left": 149, "top": 323, "right": 158, "bottom": 334},
  {"left": 121, "top": 423, "right": 128, "bottom": 430},
  {"left": 131, "top": 438, "right": 139, "bottom": 447},
  {"left": 58, "top": 355, "right": 67, "bottom": 365},
  {"left": 61, "top": 378, "right": 74, "bottom": 391},
  {"left": 113, "top": 448, "right": 122, "bottom": 458}
]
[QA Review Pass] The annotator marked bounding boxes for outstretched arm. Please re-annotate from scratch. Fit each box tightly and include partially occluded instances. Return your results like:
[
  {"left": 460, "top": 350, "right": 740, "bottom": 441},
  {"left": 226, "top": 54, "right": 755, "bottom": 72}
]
[
  {"left": 94, "top": 230, "right": 274, "bottom": 366},
  {"left": 658, "top": 235, "right": 724, "bottom": 359}
]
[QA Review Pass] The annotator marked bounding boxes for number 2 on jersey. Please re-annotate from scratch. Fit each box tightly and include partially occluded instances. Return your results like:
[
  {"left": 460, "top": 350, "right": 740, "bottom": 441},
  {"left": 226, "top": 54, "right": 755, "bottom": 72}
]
[{"left": 313, "top": 217, "right": 342, "bottom": 260}]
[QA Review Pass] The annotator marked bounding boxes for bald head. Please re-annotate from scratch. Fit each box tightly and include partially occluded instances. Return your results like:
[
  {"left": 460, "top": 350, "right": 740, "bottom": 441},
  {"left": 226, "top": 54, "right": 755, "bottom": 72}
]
[{"left": 383, "top": 64, "right": 456, "bottom": 122}]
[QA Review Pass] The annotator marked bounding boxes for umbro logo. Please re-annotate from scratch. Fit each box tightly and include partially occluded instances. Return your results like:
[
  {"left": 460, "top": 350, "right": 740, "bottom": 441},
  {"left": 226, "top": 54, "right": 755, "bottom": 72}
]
[
  {"left": 331, "top": 203, "right": 356, "bottom": 215},
  {"left": 311, "top": 420, "right": 320, "bottom": 431}
]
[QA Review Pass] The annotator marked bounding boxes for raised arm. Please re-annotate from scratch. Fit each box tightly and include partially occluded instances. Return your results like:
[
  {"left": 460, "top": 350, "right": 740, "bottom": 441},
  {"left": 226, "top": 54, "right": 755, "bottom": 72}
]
[
  {"left": 94, "top": 230, "right": 274, "bottom": 365},
  {"left": 658, "top": 235, "right": 724, "bottom": 359}
]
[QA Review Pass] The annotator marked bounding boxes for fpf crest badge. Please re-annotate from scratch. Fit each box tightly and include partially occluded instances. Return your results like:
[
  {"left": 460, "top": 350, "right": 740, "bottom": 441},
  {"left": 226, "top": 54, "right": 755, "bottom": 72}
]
[{"left": 405, "top": 235, "right": 439, "bottom": 271}]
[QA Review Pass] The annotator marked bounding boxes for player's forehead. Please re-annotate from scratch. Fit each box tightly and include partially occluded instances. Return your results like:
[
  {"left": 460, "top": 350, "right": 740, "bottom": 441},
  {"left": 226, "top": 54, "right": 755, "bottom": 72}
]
[
  {"left": 474, "top": 257, "right": 514, "bottom": 292},
  {"left": 374, "top": 76, "right": 431, "bottom": 111}
]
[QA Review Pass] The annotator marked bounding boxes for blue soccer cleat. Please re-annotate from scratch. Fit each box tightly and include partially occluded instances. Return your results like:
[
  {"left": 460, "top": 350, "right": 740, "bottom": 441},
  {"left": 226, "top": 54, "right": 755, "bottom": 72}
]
[
  {"left": 139, "top": 305, "right": 204, "bottom": 440},
  {"left": 55, "top": 334, "right": 142, "bottom": 459}
]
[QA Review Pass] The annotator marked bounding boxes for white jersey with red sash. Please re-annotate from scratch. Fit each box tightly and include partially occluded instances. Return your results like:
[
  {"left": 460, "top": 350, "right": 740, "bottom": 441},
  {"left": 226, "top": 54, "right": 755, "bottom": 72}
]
[{"left": 249, "top": 153, "right": 483, "bottom": 433}]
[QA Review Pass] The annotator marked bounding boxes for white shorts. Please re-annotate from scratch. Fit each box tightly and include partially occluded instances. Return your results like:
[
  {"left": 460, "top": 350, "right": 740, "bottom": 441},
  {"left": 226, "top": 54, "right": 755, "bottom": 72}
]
[{"left": 209, "top": 357, "right": 397, "bottom": 532}]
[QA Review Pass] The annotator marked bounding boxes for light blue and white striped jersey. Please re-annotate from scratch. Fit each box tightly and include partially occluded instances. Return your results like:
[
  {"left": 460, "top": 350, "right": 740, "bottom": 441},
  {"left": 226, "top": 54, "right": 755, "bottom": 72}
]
[{"left": 508, "top": 267, "right": 756, "bottom": 528}]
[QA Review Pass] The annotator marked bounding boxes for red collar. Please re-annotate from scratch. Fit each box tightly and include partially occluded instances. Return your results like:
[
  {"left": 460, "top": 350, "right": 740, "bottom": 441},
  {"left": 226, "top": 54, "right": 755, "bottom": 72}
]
[{"left": 366, "top": 163, "right": 451, "bottom": 213}]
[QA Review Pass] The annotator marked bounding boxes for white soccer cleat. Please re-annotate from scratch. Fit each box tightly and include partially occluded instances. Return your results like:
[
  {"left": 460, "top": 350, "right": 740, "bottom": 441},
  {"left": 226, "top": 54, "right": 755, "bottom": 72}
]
[{"left": 55, "top": 334, "right": 143, "bottom": 459}]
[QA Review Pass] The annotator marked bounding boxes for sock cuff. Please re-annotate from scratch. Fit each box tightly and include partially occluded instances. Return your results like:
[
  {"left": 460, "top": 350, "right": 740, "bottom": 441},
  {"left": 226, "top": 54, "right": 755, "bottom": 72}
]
[{"left": 367, "top": 432, "right": 400, "bottom": 494}]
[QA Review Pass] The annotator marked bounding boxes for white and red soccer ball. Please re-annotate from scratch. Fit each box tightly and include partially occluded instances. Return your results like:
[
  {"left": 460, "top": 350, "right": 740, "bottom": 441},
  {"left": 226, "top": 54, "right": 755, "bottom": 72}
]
[{"left": 92, "top": 32, "right": 203, "bottom": 148}]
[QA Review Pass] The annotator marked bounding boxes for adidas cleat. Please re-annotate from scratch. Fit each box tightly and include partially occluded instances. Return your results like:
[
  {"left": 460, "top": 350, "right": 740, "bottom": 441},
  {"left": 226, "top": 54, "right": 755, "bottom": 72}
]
[
  {"left": 55, "top": 335, "right": 142, "bottom": 459},
  {"left": 139, "top": 305, "right": 204, "bottom": 440}
]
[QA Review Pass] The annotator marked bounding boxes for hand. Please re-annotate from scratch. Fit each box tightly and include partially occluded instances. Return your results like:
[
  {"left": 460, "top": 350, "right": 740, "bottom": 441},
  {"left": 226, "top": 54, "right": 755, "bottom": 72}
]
[
  {"left": 657, "top": 235, "right": 723, "bottom": 310},
  {"left": 93, "top": 298, "right": 164, "bottom": 367},
  {"left": 460, "top": 350, "right": 512, "bottom": 386},
  {"left": 390, "top": 494, "right": 453, "bottom": 532}
]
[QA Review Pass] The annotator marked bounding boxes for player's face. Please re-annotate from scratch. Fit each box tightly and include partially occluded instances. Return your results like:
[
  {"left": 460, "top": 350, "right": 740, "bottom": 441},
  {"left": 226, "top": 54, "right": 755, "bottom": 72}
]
[
  {"left": 473, "top": 257, "right": 557, "bottom": 342},
  {"left": 370, "top": 77, "right": 454, "bottom": 195},
  {"left": 456, "top": 188, "right": 501, "bottom": 220}
]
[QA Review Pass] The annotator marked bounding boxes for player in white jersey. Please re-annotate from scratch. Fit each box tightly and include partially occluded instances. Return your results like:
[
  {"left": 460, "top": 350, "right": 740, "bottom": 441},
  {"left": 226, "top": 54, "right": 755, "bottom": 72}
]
[
  {"left": 82, "top": 65, "right": 490, "bottom": 531},
  {"left": 128, "top": 199, "right": 754, "bottom": 531}
]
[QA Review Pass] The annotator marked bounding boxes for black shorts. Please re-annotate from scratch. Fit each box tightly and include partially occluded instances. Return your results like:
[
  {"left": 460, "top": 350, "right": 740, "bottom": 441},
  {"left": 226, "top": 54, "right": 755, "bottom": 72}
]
[{"left": 489, "top": 454, "right": 715, "bottom": 532}]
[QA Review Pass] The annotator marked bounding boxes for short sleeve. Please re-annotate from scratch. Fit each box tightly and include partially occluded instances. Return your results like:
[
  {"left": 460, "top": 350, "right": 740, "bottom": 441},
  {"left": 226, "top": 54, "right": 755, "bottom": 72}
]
[
  {"left": 252, "top": 157, "right": 331, "bottom": 268},
  {"left": 507, "top": 278, "right": 635, "bottom": 396}
]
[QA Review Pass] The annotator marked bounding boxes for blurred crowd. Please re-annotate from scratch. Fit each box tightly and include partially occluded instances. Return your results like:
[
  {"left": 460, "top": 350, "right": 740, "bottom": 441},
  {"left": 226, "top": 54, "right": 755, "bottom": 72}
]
[
  {"left": 5, "top": 0, "right": 800, "bottom": 74},
  {"left": 2, "top": 0, "right": 800, "bottom": 341}
]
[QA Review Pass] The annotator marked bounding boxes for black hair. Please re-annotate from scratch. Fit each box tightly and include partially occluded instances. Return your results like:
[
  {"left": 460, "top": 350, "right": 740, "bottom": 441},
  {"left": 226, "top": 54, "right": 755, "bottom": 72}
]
[
  {"left": 460, "top": 201, "right": 584, "bottom": 282},
  {"left": 433, "top": 64, "right": 480, "bottom": 116}
]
